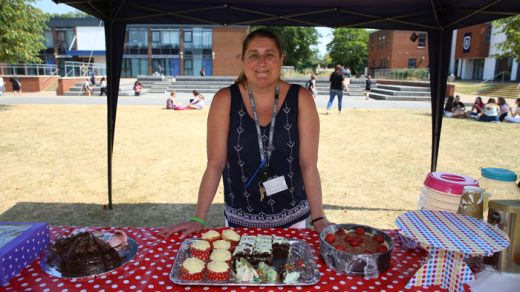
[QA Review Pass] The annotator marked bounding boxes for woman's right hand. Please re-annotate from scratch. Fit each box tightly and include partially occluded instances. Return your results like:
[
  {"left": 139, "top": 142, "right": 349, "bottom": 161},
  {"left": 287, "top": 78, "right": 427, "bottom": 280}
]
[{"left": 159, "top": 221, "right": 203, "bottom": 239}]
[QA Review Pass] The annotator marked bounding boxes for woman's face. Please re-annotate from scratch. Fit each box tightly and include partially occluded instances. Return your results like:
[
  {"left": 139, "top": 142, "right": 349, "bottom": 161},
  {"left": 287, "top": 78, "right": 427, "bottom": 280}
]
[{"left": 242, "top": 37, "right": 283, "bottom": 88}]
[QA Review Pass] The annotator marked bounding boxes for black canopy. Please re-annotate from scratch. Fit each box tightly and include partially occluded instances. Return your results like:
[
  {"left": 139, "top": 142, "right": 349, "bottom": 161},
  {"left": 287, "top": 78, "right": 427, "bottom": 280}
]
[{"left": 54, "top": 0, "right": 520, "bottom": 209}]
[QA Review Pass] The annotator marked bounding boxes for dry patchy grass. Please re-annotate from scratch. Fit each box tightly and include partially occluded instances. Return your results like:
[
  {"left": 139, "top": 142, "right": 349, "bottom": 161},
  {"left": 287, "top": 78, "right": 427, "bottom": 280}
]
[{"left": 0, "top": 105, "right": 518, "bottom": 229}]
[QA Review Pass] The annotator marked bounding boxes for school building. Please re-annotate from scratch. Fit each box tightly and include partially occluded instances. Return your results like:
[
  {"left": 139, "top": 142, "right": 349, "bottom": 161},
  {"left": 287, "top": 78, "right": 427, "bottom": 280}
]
[
  {"left": 367, "top": 23, "right": 519, "bottom": 82},
  {"left": 40, "top": 17, "right": 248, "bottom": 78}
]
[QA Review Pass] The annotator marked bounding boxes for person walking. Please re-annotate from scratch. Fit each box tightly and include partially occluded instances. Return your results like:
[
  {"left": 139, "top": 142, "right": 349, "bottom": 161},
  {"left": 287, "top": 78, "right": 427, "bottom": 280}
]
[
  {"left": 133, "top": 80, "right": 142, "bottom": 96},
  {"left": 99, "top": 77, "right": 107, "bottom": 96},
  {"left": 365, "top": 75, "right": 372, "bottom": 100},
  {"left": 82, "top": 78, "right": 92, "bottom": 96},
  {"left": 10, "top": 76, "right": 22, "bottom": 96},
  {"left": 326, "top": 65, "right": 345, "bottom": 114},
  {"left": 0, "top": 75, "right": 4, "bottom": 95},
  {"left": 343, "top": 65, "right": 351, "bottom": 95}
]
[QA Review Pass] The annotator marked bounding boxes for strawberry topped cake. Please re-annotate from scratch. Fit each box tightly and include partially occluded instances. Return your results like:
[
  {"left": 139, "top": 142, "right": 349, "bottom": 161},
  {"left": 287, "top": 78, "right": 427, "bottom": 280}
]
[{"left": 324, "top": 226, "right": 388, "bottom": 254}]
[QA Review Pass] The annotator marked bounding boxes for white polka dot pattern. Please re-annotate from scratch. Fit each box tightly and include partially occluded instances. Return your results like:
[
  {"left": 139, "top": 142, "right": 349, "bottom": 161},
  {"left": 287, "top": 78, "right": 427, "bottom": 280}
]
[{"left": 1, "top": 226, "right": 461, "bottom": 291}]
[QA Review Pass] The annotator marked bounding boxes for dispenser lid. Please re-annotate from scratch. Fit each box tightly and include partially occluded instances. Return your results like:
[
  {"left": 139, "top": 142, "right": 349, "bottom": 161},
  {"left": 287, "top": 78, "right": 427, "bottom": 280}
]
[
  {"left": 481, "top": 168, "right": 518, "bottom": 182},
  {"left": 423, "top": 172, "right": 479, "bottom": 195},
  {"left": 489, "top": 200, "right": 520, "bottom": 214}
]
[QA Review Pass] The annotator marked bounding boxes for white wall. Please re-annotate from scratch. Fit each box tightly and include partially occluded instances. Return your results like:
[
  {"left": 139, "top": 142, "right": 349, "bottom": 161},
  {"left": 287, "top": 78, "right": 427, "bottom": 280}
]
[
  {"left": 483, "top": 58, "right": 496, "bottom": 80},
  {"left": 512, "top": 61, "right": 518, "bottom": 81},
  {"left": 76, "top": 26, "right": 106, "bottom": 51},
  {"left": 461, "top": 59, "right": 474, "bottom": 80},
  {"left": 449, "top": 30, "right": 458, "bottom": 75}
]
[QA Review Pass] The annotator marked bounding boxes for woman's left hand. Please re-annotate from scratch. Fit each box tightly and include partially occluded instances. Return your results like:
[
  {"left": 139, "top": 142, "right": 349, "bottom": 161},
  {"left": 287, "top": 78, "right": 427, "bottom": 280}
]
[{"left": 312, "top": 218, "right": 333, "bottom": 233}]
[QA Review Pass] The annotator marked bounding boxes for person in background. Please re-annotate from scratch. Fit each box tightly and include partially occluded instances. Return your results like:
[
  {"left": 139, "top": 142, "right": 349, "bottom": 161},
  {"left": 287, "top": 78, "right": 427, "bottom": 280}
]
[
  {"left": 343, "top": 65, "right": 351, "bottom": 95},
  {"left": 10, "top": 76, "right": 22, "bottom": 96},
  {"left": 468, "top": 96, "right": 484, "bottom": 118},
  {"left": 82, "top": 78, "right": 92, "bottom": 96},
  {"left": 166, "top": 91, "right": 187, "bottom": 110},
  {"left": 0, "top": 74, "right": 4, "bottom": 95},
  {"left": 327, "top": 64, "right": 345, "bottom": 114},
  {"left": 160, "top": 28, "right": 331, "bottom": 238},
  {"left": 307, "top": 74, "right": 317, "bottom": 99},
  {"left": 365, "top": 75, "right": 372, "bottom": 100},
  {"left": 453, "top": 95, "right": 465, "bottom": 110},
  {"left": 187, "top": 90, "right": 205, "bottom": 110},
  {"left": 89, "top": 70, "right": 96, "bottom": 90},
  {"left": 497, "top": 97, "right": 510, "bottom": 122},
  {"left": 99, "top": 77, "right": 107, "bottom": 96},
  {"left": 504, "top": 98, "right": 520, "bottom": 124},
  {"left": 199, "top": 67, "right": 206, "bottom": 76},
  {"left": 443, "top": 96, "right": 466, "bottom": 118},
  {"left": 478, "top": 98, "right": 499, "bottom": 122},
  {"left": 133, "top": 80, "right": 142, "bottom": 96}
]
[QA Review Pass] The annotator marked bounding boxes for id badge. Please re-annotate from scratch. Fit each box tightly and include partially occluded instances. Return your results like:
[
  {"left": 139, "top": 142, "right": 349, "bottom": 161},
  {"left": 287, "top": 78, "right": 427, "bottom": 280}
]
[{"left": 263, "top": 176, "right": 288, "bottom": 197}]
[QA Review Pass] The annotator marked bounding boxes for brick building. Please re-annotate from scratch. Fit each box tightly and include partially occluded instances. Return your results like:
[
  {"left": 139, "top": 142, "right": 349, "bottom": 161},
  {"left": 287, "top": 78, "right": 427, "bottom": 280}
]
[
  {"left": 367, "top": 30, "right": 429, "bottom": 75},
  {"left": 41, "top": 17, "right": 248, "bottom": 77}
]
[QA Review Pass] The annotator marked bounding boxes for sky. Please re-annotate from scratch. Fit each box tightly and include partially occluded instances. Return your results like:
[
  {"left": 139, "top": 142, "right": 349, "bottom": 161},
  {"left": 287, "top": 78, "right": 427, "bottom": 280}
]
[{"left": 34, "top": 0, "right": 333, "bottom": 57}]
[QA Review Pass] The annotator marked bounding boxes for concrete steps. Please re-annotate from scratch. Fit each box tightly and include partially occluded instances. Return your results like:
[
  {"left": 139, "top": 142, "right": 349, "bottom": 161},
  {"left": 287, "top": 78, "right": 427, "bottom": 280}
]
[
  {"left": 369, "top": 84, "right": 431, "bottom": 101},
  {"left": 478, "top": 83, "right": 520, "bottom": 98},
  {"left": 64, "top": 82, "right": 142, "bottom": 96}
]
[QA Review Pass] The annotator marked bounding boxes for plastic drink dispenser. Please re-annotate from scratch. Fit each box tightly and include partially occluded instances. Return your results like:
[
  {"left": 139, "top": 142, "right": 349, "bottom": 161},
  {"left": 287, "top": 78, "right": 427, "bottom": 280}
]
[{"left": 419, "top": 172, "right": 479, "bottom": 212}]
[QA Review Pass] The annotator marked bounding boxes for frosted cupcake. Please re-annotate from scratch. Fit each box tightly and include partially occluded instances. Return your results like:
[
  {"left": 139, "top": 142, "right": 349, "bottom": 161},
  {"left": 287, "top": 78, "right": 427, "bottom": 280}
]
[
  {"left": 207, "top": 260, "right": 230, "bottom": 281},
  {"left": 181, "top": 257, "right": 205, "bottom": 281},
  {"left": 201, "top": 230, "right": 221, "bottom": 243},
  {"left": 210, "top": 248, "right": 232, "bottom": 265},
  {"left": 212, "top": 239, "right": 231, "bottom": 250},
  {"left": 221, "top": 229, "right": 241, "bottom": 247},
  {"left": 190, "top": 240, "right": 211, "bottom": 261}
]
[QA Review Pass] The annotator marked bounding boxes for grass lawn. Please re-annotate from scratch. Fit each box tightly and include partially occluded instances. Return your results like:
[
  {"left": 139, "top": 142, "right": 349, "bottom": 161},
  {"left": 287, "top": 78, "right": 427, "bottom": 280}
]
[
  {"left": 449, "top": 80, "right": 494, "bottom": 95},
  {"left": 0, "top": 104, "right": 518, "bottom": 229}
]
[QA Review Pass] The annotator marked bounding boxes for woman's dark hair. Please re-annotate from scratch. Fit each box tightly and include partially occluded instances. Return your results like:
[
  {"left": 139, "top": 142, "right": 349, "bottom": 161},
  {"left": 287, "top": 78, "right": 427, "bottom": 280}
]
[
  {"left": 488, "top": 98, "right": 496, "bottom": 104},
  {"left": 475, "top": 96, "right": 482, "bottom": 103},
  {"left": 445, "top": 96, "right": 454, "bottom": 111},
  {"left": 497, "top": 97, "right": 506, "bottom": 106},
  {"left": 516, "top": 98, "right": 520, "bottom": 105},
  {"left": 236, "top": 29, "right": 283, "bottom": 85},
  {"left": 192, "top": 90, "right": 199, "bottom": 96}
]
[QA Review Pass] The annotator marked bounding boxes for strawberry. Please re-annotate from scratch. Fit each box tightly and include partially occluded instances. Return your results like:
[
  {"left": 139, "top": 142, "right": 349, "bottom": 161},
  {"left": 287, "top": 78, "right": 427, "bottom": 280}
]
[
  {"left": 344, "top": 235, "right": 353, "bottom": 243},
  {"left": 335, "top": 244, "right": 345, "bottom": 251},
  {"left": 325, "top": 233, "right": 335, "bottom": 244},
  {"left": 336, "top": 228, "right": 346, "bottom": 236},
  {"left": 376, "top": 245, "right": 388, "bottom": 253},
  {"left": 373, "top": 235, "right": 385, "bottom": 243},
  {"left": 355, "top": 227, "right": 365, "bottom": 235},
  {"left": 349, "top": 239, "right": 361, "bottom": 247}
]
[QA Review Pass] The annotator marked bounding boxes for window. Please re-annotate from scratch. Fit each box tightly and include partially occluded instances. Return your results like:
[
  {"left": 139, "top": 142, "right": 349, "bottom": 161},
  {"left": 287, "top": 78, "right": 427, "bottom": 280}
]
[
  {"left": 151, "top": 29, "right": 180, "bottom": 54},
  {"left": 417, "top": 33, "right": 426, "bottom": 48},
  {"left": 55, "top": 28, "right": 75, "bottom": 52},
  {"left": 43, "top": 30, "right": 54, "bottom": 48},
  {"left": 125, "top": 28, "right": 148, "bottom": 54},
  {"left": 408, "top": 58, "right": 417, "bottom": 68}
]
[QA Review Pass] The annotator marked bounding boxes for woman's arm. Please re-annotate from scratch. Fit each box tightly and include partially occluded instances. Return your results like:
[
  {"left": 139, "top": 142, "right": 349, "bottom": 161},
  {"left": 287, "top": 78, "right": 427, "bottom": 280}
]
[
  {"left": 160, "top": 88, "right": 231, "bottom": 238},
  {"left": 297, "top": 87, "right": 331, "bottom": 233}
]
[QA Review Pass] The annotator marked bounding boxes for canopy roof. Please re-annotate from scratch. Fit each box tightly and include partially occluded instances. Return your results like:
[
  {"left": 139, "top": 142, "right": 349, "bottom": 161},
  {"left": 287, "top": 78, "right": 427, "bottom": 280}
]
[
  {"left": 55, "top": 0, "right": 518, "bottom": 30},
  {"left": 53, "top": 0, "right": 519, "bottom": 209}
]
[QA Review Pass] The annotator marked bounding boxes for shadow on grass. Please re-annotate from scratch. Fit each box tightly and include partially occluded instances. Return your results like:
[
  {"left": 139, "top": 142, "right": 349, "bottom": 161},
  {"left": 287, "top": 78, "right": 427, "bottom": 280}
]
[
  {"left": 0, "top": 104, "right": 13, "bottom": 111},
  {"left": 0, "top": 202, "right": 406, "bottom": 227}
]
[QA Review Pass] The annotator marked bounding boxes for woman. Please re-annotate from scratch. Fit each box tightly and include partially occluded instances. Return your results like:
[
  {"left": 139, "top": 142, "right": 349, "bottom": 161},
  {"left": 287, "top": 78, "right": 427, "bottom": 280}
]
[
  {"left": 133, "top": 81, "right": 142, "bottom": 96},
  {"left": 99, "top": 77, "right": 107, "bottom": 96},
  {"left": 161, "top": 29, "right": 331, "bottom": 238},
  {"left": 82, "top": 78, "right": 91, "bottom": 96},
  {"left": 308, "top": 74, "right": 317, "bottom": 99},
  {"left": 468, "top": 96, "right": 484, "bottom": 118},
  {"left": 187, "top": 90, "right": 205, "bottom": 110},
  {"left": 504, "top": 98, "right": 520, "bottom": 124},
  {"left": 444, "top": 96, "right": 465, "bottom": 118},
  {"left": 166, "top": 91, "right": 187, "bottom": 110},
  {"left": 497, "top": 97, "right": 510, "bottom": 122},
  {"left": 479, "top": 98, "right": 499, "bottom": 122}
]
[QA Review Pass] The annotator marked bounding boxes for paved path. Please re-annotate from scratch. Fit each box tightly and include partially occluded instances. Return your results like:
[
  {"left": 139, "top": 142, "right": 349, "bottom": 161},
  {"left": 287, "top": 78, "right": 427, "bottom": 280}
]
[{"left": 0, "top": 91, "right": 433, "bottom": 110}]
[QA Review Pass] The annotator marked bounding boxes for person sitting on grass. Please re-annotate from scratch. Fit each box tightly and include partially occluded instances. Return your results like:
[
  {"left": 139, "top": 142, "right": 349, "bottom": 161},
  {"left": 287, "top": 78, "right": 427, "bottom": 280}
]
[
  {"left": 468, "top": 96, "right": 484, "bottom": 118},
  {"left": 166, "top": 91, "right": 187, "bottom": 110},
  {"left": 187, "top": 90, "right": 205, "bottom": 110},
  {"left": 478, "top": 98, "right": 500, "bottom": 122},
  {"left": 443, "top": 96, "right": 466, "bottom": 118},
  {"left": 497, "top": 97, "right": 510, "bottom": 122},
  {"left": 504, "top": 98, "right": 520, "bottom": 124}
]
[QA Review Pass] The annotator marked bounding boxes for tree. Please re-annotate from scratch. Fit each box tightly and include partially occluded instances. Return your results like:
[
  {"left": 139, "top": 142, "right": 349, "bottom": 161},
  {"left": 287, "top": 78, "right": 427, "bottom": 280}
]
[
  {"left": 0, "top": 0, "right": 49, "bottom": 63},
  {"left": 327, "top": 28, "right": 369, "bottom": 75},
  {"left": 493, "top": 16, "right": 520, "bottom": 62},
  {"left": 253, "top": 26, "right": 320, "bottom": 70}
]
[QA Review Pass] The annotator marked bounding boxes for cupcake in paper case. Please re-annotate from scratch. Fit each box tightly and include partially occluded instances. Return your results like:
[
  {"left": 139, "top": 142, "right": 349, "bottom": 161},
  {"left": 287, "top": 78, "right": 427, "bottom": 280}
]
[
  {"left": 201, "top": 229, "right": 221, "bottom": 243},
  {"left": 210, "top": 248, "right": 232, "bottom": 265},
  {"left": 222, "top": 229, "right": 241, "bottom": 247},
  {"left": 207, "top": 260, "right": 230, "bottom": 281},
  {"left": 213, "top": 239, "right": 231, "bottom": 250},
  {"left": 181, "top": 257, "right": 205, "bottom": 281},
  {"left": 190, "top": 239, "right": 211, "bottom": 261}
]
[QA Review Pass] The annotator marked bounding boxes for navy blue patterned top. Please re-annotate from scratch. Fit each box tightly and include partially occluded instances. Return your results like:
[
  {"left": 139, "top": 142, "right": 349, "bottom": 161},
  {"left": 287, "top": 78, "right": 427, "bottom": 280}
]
[{"left": 223, "top": 83, "right": 311, "bottom": 228}]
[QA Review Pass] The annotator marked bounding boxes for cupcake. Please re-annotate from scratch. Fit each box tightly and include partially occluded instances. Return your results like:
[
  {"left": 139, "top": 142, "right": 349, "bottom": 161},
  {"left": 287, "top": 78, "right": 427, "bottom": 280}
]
[
  {"left": 180, "top": 257, "right": 205, "bottom": 281},
  {"left": 201, "top": 230, "right": 221, "bottom": 243},
  {"left": 190, "top": 240, "right": 211, "bottom": 261},
  {"left": 210, "top": 248, "right": 232, "bottom": 265},
  {"left": 207, "top": 260, "right": 230, "bottom": 281},
  {"left": 213, "top": 239, "right": 231, "bottom": 250},
  {"left": 222, "top": 229, "right": 241, "bottom": 247}
]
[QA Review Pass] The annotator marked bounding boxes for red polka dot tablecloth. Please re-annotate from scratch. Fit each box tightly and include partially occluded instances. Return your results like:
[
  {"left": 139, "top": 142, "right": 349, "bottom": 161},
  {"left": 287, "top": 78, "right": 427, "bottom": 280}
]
[{"left": 0, "top": 226, "right": 468, "bottom": 291}]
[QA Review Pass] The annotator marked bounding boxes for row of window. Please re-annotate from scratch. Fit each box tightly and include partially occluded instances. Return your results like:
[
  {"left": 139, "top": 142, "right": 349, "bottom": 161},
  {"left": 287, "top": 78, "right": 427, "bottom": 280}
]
[{"left": 371, "top": 32, "right": 426, "bottom": 49}]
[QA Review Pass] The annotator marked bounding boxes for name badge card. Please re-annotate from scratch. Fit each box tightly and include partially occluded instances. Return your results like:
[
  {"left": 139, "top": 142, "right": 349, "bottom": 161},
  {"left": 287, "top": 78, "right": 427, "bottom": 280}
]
[{"left": 263, "top": 176, "right": 288, "bottom": 197}]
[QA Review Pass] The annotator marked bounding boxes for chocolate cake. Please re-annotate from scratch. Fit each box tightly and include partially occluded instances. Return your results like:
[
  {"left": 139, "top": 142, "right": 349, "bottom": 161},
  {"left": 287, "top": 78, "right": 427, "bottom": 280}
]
[{"left": 47, "top": 232, "right": 122, "bottom": 277}]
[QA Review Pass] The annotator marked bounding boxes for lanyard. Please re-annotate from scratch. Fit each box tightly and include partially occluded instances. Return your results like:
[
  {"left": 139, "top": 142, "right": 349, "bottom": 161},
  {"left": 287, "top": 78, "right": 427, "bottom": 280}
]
[{"left": 247, "top": 84, "right": 279, "bottom": 164}]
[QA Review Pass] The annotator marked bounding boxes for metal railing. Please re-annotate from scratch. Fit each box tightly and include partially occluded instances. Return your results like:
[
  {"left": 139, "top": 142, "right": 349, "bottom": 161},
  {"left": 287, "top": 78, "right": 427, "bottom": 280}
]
[
  {"left": 479, "top": 71, "right": 510, "bottom": 85},
  {"left": 374, "top": 68, "right": 430, "bottom": 81},
  {"left": 64, "top": 61, "right": 107, "bottom": 77},
  {"left": 0, "top": 64, "right": 58, "bottom": 76}
]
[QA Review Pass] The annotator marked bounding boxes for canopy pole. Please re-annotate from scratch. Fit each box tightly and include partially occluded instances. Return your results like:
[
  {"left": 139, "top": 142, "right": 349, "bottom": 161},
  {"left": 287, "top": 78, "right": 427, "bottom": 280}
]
[
  {"left": 428, "top": 28, "right": 453, "bottom": 172},
  {"left": 104, "top": 20, "right": 126, "bottom": 209}
]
